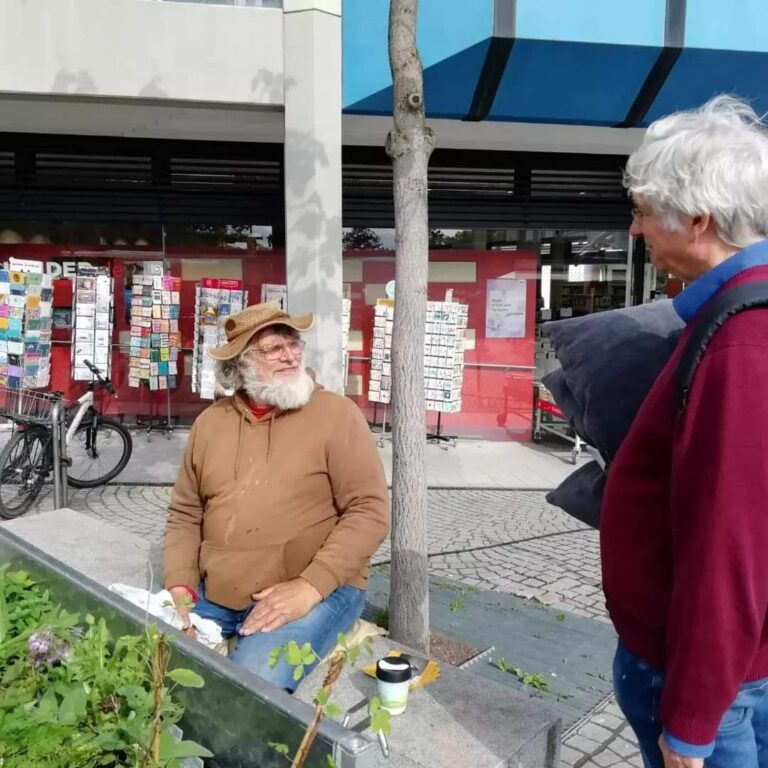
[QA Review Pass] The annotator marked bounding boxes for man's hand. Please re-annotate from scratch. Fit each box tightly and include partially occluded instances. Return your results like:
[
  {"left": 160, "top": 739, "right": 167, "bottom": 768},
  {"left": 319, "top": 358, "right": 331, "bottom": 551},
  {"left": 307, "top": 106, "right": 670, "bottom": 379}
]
[
  {"left": 659, "top": 734, "right": 705, "bottom": 768},
  {"left": 169, "top": 586, "right": 197, "bottom": 638},
  {"left": 240, "top": 578, "right": 323, "bottom": 635}
]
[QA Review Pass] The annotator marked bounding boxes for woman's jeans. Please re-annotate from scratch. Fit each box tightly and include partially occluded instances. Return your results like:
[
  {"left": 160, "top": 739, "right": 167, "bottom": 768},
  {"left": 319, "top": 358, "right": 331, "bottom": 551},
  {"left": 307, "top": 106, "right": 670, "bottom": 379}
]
[
  {"left": 614, "top": 641, "right": 768, "bottom": 767},
  {"left": 194, "top": 583, "right": 365, "bottom": 692}
]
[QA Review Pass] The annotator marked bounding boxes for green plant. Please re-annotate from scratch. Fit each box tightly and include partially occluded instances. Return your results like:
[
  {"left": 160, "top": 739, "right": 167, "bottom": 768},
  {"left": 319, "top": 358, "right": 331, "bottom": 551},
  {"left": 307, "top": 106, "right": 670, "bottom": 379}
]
[
  {"left": 495, "top": 657, "right": 550, "bottom": 692},
  {"left": 449, "top": 599, "right": 465, "bottom": 613},
  {"left": 372, "top": 607, "right": 390, "bottom": 631},
  {"left": 0, "top": 566, "right": 211, "bottom": 767},
  {"left": 268, "top": 633, "right": 390, "bottom": 768}
]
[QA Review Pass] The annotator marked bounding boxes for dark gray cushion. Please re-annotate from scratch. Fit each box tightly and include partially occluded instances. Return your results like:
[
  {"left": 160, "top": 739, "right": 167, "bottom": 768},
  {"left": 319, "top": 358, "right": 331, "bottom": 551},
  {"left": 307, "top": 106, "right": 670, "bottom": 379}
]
[
  {"left": 546, "top": 461, "right": 605, "bottom": 530},
  {"left": 541, "top": 301, "right": 685, "bottom": 527},
  {"left": 542, "top": 300, "right": 684, "bottom": 461}
]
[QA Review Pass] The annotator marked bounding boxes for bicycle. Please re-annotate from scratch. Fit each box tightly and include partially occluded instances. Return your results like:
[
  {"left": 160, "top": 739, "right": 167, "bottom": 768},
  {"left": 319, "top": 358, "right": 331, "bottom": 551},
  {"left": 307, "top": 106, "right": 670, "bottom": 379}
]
[{"left": 0, "top": 360, "right": 133, "bottom": 519}]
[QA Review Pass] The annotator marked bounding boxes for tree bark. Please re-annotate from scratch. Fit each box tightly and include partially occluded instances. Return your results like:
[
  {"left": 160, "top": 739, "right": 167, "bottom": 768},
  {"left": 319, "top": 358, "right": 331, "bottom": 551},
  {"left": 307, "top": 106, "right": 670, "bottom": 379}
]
[{"left": 386, "top": 0, "right": 435, "bottom": 654}]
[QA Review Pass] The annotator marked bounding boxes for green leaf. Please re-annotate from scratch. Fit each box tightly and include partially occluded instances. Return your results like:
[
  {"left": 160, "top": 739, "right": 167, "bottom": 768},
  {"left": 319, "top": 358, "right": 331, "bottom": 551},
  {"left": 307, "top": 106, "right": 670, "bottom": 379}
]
[
  {"left": 58, "top": 685, "right": 88, "bottom": 724},
  {"left": 117, "top": 685, "right": 151, "bottom": 712},
  {"left": 325, "top": 703, "right": 343, "bottom": 719},
  {"left": 336, "top": 632, "right": 348, "bottom": 650},
  {"left": 284, "top": 641, "right": 302, "bottom": 667},
  {"left": 167, "top": 668, "right": 205, "bottom": 688},
  {"left": 95, "top": 731, "right": 130, "bottom": 751},
  {"left": 268, "top": 646, "right": 283, "bottom": 670},
  {"left": 0, "top": 574, "right": 8, "bottom": 644},
  {"left": 301, "top": 647, "right": 317, "bottom": 665},
  {"left": 555, "top": 613, "right": 566, "bottom": 623},
  {"left": 269, "top": 741, "right": 290, "bottom": 756},
  {"left": 35, "top": 687, "right": 59, "bottom": 724},
  {"left": 1, "top": 659, "right": 24, "bottom": 686},
  {"left": 371, "top": 709, "right": 392, "bottom": 735},
  {"left": 85, "top": 613, "right": 95, "bottom": 625},
  {"left": 315, "top": 689, "right": 329, "bottom": 706},
  {"left": 369, "top": 697, "right": 381, "bottom": 715},
  {"left": 326, "top": 756, "right": 339, "bottom": 768},
  {"left": 168, "top": 740, "right": 214, "bottom": 759},
  {"left": 292, "top": 664, "right": 305, "bottom": 682}
]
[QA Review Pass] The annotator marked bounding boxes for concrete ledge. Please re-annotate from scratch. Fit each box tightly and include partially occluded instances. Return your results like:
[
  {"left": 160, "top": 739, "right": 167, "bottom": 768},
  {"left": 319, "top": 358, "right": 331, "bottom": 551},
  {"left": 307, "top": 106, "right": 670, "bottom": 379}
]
[
  {"left": 297, "top": 636, "right": 562, "bottom": 768},
  {"left": 2, "top": 508, "right": 156, "bottom": 590}
]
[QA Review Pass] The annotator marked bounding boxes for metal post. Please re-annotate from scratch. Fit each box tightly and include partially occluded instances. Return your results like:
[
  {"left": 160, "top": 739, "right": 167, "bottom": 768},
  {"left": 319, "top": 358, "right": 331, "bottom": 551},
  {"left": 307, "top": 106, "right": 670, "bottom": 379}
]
[{"left": 51, "top": 402, "right": 68, "bottom": 508}]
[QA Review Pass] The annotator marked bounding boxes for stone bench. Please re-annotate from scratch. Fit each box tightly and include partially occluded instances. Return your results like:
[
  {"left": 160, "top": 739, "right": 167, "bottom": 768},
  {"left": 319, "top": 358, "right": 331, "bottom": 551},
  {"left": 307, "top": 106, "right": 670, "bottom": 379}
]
[{"left": 296, "top": 634, "right": 561, "bottom": 768}]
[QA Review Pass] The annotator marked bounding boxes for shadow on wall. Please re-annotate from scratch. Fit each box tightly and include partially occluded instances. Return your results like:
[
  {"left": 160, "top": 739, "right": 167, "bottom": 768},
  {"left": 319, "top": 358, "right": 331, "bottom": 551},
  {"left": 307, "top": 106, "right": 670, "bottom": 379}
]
[
  {"left": 279, "top": 63, "right": 344, "bottom": 388},
  {"left": 51, "top": 70, "right": 98, "bottom": 94},
  {"left": 251, "top": 68, "right": 293, "bottom": 105}
]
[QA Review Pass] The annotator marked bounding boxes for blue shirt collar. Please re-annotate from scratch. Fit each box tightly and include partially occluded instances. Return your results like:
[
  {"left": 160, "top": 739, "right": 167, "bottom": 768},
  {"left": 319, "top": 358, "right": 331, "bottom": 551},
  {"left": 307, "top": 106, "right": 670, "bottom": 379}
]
[{"left": 673, "top": 240, "right": 768, "bottom": 324}]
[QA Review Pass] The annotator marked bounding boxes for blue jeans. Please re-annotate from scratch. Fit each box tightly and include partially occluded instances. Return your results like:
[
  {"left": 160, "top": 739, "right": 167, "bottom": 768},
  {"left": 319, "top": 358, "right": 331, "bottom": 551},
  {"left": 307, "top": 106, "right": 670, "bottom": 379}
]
[
  {"left": 194, "top": 583, "right": 365, "bottom": 692},
  {"left": 613, "top": 642, "right": 768, "bottom": 767}
]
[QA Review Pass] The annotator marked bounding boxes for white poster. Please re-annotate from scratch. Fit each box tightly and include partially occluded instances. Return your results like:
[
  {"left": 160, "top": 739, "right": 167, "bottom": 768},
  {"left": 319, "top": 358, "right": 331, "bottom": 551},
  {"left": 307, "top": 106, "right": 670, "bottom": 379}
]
[{"left": 485, "top": 278, "right": 527, "bottom": 339}]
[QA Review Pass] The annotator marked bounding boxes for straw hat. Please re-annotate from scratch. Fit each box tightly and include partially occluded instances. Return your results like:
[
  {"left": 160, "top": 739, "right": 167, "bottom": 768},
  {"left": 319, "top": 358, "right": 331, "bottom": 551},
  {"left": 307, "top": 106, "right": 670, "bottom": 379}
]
[{"left": 208, "top": 302, "right": 314, "bottom": 361}]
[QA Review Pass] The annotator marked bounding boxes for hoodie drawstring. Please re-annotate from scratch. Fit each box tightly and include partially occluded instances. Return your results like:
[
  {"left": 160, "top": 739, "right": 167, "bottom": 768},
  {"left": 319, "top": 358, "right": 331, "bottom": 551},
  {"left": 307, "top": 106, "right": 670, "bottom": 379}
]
[
  {"left": 234, "top": 408, "right": 245, "bottom": 480},
  {"left": 266, "top": 410, "right": 275, "bottom": 464}
]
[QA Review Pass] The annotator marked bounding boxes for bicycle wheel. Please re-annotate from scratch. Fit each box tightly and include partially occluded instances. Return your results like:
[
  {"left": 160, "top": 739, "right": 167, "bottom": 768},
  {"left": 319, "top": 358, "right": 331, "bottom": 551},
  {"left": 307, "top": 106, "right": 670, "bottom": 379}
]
[
  {"left": 0, "top": 426, "right": 51, "bottom": 519},
  {"left": 66, "top": 418, "right": 133, "bottom": 488}
]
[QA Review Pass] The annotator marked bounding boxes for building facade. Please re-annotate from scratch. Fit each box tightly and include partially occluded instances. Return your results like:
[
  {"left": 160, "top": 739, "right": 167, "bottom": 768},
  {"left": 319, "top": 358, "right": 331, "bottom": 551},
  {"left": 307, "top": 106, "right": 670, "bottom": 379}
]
[{"left": 0, "top": 0, "right": 765, "bottom": 439}]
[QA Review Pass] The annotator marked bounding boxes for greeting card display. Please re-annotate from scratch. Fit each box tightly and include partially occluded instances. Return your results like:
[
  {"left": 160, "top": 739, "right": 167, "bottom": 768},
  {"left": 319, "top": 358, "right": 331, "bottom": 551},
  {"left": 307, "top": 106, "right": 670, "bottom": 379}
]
[
  {"left": 424, "top": 299, "right": 468, "bottom": 414},
  {"left": 0, "top": 262, "right": 53, "bottom": 390},
  {"left": 192, "top": 278, "right": 247, "bottom": 400},
  {"left": 71, "top": 267, "right": 113, "bottom": 381},
  {"left": 367, "top": 296, "right": 468, "bottom": 413},
  {"left": 128, "top": 275, "right": 181, "bottom": 391},
  {"left": 368, "top": 300, "right": 394, "bottom": 404}
]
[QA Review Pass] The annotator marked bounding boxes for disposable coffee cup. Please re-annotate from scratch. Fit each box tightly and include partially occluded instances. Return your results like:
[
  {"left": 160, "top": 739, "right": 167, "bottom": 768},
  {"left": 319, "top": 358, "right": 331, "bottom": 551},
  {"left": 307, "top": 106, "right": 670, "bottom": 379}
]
[{"left": 376, "top": 657, "right": 413, "bottom": 715}]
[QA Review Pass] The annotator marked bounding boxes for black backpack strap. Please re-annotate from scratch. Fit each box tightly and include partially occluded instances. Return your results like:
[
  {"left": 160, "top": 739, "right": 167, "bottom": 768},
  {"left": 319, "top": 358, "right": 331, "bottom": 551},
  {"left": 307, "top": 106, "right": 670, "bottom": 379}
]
[{"left": 676, "top": 280, "right": 768, "bottom": 410}]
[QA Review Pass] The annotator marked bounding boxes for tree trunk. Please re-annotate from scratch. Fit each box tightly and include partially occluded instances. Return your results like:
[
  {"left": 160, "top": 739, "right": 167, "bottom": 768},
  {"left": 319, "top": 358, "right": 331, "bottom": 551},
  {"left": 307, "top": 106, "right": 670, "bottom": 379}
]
[{"left": 386, "top": 0, "right": 435, "bottom": 654}]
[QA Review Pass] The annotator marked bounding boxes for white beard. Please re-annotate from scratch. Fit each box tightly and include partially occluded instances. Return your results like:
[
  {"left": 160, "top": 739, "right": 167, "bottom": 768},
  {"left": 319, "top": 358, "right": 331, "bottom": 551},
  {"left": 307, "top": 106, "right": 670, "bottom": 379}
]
[{"left": 241, "top": 364, "right": 315, "bottom": 411}]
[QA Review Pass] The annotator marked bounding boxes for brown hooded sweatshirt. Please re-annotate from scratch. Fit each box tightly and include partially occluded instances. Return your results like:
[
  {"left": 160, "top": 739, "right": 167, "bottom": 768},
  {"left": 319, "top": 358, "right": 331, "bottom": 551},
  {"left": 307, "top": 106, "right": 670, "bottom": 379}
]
[{"left": 163, "top": 388, "right": 390, "bottom": 610}]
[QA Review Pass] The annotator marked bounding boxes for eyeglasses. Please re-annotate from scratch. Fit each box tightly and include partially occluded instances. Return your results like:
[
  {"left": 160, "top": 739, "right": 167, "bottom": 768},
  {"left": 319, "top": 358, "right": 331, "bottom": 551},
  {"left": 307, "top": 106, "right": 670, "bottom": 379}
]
[{"left": 251, "top": 339, "right": 306, "bottom": 361}]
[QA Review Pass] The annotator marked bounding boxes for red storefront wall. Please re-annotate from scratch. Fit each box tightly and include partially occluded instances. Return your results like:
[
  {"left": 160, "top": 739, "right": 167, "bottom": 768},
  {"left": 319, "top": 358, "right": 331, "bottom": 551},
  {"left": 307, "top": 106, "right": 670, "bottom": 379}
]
[
  {"left": 345, "top": 249, "right": 538, "bottom": 441},
  {"left": 1, "top": 244, "right": 538, "bottom": 439}
]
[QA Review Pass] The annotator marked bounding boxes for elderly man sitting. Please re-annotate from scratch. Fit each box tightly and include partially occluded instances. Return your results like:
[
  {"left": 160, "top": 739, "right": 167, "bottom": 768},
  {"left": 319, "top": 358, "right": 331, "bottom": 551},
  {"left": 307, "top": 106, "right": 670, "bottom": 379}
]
[{"left": 164, "top": 302, "right": 390, "bottom": 691}]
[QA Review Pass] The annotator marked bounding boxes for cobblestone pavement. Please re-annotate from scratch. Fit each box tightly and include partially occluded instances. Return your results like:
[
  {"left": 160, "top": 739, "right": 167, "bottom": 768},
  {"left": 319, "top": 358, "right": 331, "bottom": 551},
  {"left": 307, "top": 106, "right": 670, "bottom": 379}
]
[{"left": 19, "top": 485, "right": 640, "bottom": 767}]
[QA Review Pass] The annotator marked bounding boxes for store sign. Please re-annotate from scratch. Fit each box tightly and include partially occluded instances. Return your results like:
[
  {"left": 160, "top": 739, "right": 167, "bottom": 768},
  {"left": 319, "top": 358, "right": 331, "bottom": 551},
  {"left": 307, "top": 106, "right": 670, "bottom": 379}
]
[{"left": 3, "top": 257, "right": 114, "bottom": 278}]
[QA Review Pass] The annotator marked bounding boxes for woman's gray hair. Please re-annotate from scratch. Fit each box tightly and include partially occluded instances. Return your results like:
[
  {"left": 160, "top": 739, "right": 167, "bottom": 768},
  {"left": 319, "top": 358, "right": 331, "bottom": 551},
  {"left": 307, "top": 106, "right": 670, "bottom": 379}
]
[{"left": 624, "top": 95, "right": 768, "bottom": 248}]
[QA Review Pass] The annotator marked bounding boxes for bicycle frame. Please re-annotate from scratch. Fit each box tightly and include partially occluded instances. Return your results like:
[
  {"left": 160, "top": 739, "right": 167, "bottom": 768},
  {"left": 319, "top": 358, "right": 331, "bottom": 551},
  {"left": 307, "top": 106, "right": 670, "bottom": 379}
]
[{"left": 65, "top": 390, "right": 95, "bottom": 445}]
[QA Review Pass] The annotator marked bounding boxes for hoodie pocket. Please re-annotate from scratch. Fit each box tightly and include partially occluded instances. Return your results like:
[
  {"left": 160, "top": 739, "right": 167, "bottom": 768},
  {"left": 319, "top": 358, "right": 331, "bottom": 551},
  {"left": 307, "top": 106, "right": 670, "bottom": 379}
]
[{"left": 199, "top": 541, "right": 287, "bottom": 608}]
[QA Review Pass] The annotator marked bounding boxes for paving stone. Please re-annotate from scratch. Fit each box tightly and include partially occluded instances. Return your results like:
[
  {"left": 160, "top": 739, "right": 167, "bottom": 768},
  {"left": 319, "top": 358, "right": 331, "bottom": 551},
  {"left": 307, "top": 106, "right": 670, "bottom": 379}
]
[
  {"left": 577, "top": 723, "right": 615, "bottom": 744},
  {"left": 591, "top": 749, "right": 621, "bottom": 767},
  {"left": 558, "top": 744, "right": 582, "bottom": 765},
  {"left": 564, "top": 735, "right": 603, "bottom": 755},
  {"left": 611, "top": 738, "right": 640, "bottom": 758}
]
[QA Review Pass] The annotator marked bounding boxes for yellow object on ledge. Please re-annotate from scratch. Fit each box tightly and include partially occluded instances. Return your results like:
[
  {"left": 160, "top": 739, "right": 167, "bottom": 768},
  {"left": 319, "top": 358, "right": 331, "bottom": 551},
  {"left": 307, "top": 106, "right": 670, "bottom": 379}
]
[{"left": 362, "top": 650, "right": 441, "bottom": 691}]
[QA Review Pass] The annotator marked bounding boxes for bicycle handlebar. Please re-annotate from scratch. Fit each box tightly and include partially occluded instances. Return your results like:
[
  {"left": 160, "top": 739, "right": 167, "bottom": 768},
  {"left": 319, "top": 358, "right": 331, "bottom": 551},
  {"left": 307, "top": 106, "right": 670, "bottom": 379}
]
[{"left": 83, "top": 359, "right": 115, "bottom": 393}]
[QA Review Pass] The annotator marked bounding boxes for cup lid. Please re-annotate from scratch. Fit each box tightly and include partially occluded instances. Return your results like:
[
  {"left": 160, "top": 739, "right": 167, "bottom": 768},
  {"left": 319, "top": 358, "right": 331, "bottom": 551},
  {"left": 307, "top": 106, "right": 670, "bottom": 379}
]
[{"left": 376, "top": 657, "right": 412, "bottom": 684}]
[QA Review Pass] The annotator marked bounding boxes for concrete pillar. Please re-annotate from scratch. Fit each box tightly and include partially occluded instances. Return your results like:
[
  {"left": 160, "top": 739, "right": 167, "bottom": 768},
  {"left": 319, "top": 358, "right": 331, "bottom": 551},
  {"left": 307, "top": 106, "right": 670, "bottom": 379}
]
[{"left": 283, "top": 0, "right": 343, "bottom": 392}]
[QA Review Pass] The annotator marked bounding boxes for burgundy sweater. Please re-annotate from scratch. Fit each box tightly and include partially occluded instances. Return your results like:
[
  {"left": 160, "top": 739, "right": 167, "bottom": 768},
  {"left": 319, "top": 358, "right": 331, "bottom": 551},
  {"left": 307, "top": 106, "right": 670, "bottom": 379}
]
[{"left": 601, "top": 265, "right": 768, "bottom": 746}]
